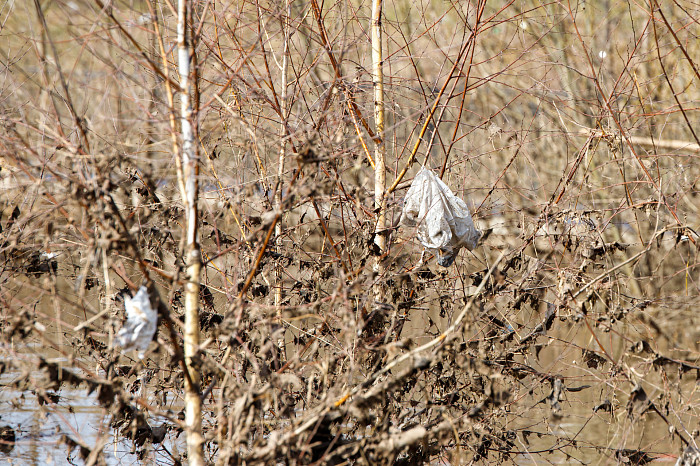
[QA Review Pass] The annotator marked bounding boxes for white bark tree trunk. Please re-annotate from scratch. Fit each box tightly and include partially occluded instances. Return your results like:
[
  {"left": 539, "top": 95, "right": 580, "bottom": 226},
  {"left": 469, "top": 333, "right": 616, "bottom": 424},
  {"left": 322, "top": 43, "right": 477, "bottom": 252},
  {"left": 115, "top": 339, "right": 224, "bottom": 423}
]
[
  {"left": 177, "top": 0, "right": 205, "bottom": 463},
  {"left": 274, "top": 0, "right": 291, "bottom": 362},
  {"left": 372, "top": 0, "right": 386, "bottom": 303}
]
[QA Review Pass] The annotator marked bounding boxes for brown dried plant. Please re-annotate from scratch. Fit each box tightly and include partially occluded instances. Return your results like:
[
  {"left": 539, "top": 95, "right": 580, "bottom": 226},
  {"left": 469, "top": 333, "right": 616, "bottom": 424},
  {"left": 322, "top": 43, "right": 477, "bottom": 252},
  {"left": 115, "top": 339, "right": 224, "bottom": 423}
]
[{"left": 0, "top": 0, "right": 699, "bottom": 464}]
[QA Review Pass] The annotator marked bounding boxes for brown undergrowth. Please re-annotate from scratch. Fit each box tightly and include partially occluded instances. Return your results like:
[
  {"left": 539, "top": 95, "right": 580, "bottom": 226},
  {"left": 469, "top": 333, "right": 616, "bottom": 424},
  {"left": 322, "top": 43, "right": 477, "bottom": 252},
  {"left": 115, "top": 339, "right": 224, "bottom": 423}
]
[{"left": 1, "top": 0, "right": 699, "bottom": 463}]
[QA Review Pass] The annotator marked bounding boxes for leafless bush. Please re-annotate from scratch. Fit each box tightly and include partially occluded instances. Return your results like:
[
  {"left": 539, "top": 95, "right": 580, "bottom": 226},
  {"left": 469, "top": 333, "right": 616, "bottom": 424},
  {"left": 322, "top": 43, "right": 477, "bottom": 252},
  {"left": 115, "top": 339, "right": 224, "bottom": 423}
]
[{"left": 1, "top": 0, "right": 699, "bottom": 463}]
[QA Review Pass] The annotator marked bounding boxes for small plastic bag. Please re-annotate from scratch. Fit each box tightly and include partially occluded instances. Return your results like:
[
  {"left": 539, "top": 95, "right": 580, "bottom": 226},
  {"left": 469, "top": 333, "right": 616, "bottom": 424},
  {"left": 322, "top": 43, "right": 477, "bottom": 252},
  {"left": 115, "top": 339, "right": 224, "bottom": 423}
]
[
  {"left": 400, "top": 167, "right": 481, "bottom": 266},
  {"left": 116, "top": 286, "right": 157, "bottom": 359}
]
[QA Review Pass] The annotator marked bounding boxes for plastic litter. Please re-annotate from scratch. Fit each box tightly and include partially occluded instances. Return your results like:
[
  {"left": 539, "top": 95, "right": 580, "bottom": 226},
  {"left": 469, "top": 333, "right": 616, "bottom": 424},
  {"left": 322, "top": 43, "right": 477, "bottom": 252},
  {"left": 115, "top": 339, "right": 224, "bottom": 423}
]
[
  {"left": 116, "top": 286, "right": 157, "bottom": 359},
  {"left": 401, "top": 167, "right": 481, "bottom": 266}
]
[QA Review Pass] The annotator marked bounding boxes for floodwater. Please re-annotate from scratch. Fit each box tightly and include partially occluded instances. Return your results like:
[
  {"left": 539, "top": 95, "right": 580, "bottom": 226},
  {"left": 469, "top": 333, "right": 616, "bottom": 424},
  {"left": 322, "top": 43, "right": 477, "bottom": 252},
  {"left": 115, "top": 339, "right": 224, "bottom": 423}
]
[
  {"left": 1, "top": 264, "right": 696, "bottom": 464},
  {"left": 0, "top": 365, "right": 182, "bottom": 465},
  {"left": 2, "top": 355, "right": 686, "bottom": 464}
]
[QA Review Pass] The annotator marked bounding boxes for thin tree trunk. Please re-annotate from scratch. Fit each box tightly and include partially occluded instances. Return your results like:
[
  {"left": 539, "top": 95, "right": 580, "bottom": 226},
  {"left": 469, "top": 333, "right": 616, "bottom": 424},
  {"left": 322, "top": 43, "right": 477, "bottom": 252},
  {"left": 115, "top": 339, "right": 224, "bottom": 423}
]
[
  {"left": 274, "top": 0, "right": 291, "bottom": 363},
  {"left": 371, "top": 0, "right": 386, "bottom": 303},
  {"left": 177, "top": 0, "right": 205, "bottom": 463}
]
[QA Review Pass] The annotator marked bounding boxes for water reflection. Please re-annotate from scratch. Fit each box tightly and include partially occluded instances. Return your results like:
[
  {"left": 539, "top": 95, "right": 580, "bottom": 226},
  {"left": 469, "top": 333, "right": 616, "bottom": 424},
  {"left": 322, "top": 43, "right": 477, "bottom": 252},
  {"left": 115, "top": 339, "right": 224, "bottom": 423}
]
[{"left": 0, "top": 369, "right": 182, "bottom": 464}]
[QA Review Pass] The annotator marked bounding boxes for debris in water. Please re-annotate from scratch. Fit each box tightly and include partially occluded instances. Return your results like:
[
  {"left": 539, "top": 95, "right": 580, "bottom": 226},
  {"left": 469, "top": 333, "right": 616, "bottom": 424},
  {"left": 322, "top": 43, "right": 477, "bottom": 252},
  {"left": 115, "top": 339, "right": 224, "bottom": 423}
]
[
  {"left": 116, "top": 286, "right": 157, "bottom": 359},
  {"left": 0, "top": 425, "right": 15, "bottom": 454}
]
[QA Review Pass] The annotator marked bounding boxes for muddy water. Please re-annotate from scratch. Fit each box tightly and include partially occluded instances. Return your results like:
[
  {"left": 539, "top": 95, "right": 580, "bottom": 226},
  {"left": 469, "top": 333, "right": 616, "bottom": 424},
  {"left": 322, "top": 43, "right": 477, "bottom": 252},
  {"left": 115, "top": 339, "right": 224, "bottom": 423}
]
[
  {"left": 502, "top": 320, "right": 695, "bottom": 463},
  {"left": 2, "top": 269, "right": 695, "bottom": 464},
  {"left": 0, "top": 375, "right": 682, "bottom": 465},
  {"left": 0, "top": 366, "right": 183, "bottom": 465},
  {"left": 0, "top": 278, "right": 185, "bottom": 464},
  {"left": 0, "top": 340, "right": 691, "bottom": 463},
  {"left": 401, "top": 284, "right": 695, "bottom": 464}
]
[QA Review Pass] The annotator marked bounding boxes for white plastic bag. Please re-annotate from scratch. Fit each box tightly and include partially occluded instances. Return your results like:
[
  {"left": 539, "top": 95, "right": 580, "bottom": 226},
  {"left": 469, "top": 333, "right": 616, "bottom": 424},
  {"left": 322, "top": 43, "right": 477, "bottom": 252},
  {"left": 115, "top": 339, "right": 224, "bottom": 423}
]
[
  {"left": 401, "top": 167, "right": 481, "bottom": 266},
  {"left": 116, "top": 286, "right": 157, "bottom": 359}
]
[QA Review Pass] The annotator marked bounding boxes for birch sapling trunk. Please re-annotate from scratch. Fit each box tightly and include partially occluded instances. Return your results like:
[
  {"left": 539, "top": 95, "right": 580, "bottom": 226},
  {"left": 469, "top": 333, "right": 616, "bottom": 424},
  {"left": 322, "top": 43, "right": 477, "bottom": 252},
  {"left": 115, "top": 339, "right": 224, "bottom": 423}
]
[
  {"left": 177, "top": 0, "right": 205, "bottom": 463},
  {"left": 372, "top": 0, "right": 386, "bottom": 302},
  {"left": 274, "top": 0, "right": 290, "bottom": 363}
]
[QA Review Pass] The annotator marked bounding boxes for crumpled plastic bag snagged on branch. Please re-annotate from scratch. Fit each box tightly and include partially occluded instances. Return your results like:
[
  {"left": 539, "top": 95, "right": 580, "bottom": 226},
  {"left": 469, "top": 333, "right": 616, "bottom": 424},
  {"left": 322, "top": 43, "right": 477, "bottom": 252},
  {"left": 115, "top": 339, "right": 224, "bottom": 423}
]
[
  {"left": 400, "top": 167, "right": 481, "bottom": 267},
  {"left": 116, "top": 286, "right": 157, "bottom": 359}
]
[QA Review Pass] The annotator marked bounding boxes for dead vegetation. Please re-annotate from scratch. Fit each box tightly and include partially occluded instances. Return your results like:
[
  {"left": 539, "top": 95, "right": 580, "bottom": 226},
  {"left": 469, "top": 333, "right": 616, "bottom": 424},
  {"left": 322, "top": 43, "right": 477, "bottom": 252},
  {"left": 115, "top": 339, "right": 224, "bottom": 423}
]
[{"left": 1, "top": 0, "right": 699, "bottom": 463}]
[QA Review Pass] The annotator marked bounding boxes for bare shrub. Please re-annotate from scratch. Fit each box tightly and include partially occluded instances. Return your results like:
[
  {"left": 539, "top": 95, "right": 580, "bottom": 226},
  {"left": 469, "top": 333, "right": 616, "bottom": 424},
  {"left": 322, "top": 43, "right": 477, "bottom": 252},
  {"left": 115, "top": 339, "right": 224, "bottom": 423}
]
[{"left": 1, "top": 0, "right": 699, "bottom": 463}]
